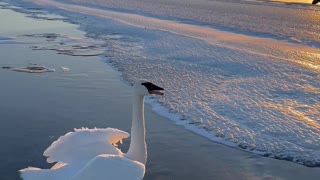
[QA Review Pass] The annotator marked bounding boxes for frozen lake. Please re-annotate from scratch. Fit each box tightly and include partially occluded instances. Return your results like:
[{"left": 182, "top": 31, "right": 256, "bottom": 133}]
[{"left": 2, "top": 0, "right": 320, "bottom": 168}]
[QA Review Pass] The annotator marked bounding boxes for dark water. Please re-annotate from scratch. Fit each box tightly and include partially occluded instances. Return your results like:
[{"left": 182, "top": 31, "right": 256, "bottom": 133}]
[{"left": 0, "top": 46, "right": 131, "bottom": 180}]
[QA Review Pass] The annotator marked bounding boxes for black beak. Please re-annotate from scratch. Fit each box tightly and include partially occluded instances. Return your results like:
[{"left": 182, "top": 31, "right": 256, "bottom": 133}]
[{"left": 142, "top": 82, "right": 164, "bottom": 95}]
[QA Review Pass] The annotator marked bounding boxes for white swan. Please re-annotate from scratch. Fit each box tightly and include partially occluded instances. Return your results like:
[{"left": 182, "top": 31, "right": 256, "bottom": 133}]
[{"left": 19, "top": 80, "right": 164, "bottom": 180}]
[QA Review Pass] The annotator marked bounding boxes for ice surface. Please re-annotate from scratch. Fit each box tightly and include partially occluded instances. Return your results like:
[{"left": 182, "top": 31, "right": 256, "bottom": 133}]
[
  {"left": 28, "top": 13, "right": 67, "bottom": 20},
  {"left": 5, "top": 0, "right": 320, "bottom": 166},
  {"left": 0, "top": 36, "right": 13, "bottom": 41},
  {"left": 0, "top": 36, "right": 20, "bottom": 44},
  {"left": 59, "top": 0, "right": 320, "bottom": 48},
  {"left": 23, "top": 33, "right": 107, "bottom": 56}
]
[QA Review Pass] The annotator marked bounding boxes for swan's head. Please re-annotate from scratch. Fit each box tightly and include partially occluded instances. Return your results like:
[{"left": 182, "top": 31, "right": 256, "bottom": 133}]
[{"left": 133, "top": 80, "right": 164, "bottom": 96}]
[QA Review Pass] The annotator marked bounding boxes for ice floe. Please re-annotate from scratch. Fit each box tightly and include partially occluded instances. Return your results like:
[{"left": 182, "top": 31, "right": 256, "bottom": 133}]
[{"left": 23, "top": 33, "right": 107, "bottom": 57}]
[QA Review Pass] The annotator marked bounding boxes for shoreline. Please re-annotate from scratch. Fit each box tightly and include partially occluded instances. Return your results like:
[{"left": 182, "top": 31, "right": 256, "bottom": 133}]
[{"left": 1, "top": 5, "right": 320, "bottom": 180}]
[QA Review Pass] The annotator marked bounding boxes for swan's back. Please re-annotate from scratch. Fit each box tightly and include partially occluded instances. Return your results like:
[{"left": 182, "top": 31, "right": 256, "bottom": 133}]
[
  {"left": 44, "top": 128, "right": 129, "bottom": 164},
  {"left": 71, "top": 155, "right": 145, "bottom": 180}
]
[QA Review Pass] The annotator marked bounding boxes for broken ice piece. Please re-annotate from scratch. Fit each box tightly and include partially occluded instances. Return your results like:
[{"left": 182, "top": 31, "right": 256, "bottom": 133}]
[{"left": 61, "top": 67, "right": 70, "bottom": 72}]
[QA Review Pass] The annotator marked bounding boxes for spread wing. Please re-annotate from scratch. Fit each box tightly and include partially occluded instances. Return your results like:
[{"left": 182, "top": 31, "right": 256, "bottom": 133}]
[{"left": 44, "top": 127, "right": 129, "bottom": 164}]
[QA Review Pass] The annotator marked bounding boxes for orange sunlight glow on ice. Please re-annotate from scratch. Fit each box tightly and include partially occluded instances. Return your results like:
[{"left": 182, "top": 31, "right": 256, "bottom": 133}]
[{"left": 271, "top": 0, "right": 314, "bottom": 4}]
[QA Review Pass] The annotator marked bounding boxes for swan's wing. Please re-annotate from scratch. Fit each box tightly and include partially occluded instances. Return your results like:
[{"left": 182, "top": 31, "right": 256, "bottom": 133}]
[
  {"left": 20, "top": 167, "right": 57, "bottom": 180},
  {"left": 44, "top": 128, "right": 129, "bottom": 164},
  {"left": 71, "top": 155, "right": 145, "bottom": 180}
]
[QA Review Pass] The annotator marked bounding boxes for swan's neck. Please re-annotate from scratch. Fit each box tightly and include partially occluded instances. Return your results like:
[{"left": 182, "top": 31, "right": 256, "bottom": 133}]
[{"left": 125, "top": 94, "right": 147, "bottom": 165}]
